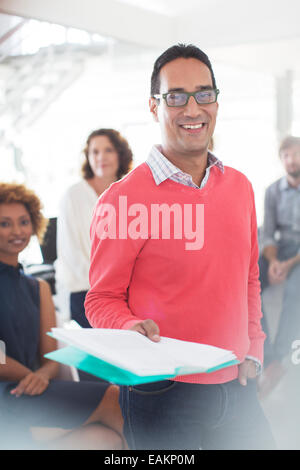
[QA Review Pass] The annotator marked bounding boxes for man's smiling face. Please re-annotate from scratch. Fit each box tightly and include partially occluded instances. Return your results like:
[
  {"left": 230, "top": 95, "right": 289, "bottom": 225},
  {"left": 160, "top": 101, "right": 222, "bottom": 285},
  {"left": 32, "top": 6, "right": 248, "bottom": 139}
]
[{"left": 150, "top": 57, "right": 218, "bottom": 159}]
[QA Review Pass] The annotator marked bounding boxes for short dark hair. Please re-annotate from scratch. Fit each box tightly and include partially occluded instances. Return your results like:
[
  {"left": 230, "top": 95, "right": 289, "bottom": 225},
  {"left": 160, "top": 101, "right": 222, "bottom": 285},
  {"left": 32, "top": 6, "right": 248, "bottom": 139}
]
[
  {"left": 151, "top": 43, "right": 217, "bottom": 96},
  {"left": 81, "top": 128, "right": 133, "bottom": 180},
  {"left": 279, "top": 135, "right": 300, "bottom": 155}
]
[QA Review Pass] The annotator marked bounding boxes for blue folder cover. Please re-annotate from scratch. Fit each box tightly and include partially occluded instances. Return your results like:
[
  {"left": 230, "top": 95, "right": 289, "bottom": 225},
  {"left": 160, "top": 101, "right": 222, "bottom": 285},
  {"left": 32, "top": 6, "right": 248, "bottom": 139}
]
[{"left": 45, "top": 345, "right": 239, "bottom": 386}]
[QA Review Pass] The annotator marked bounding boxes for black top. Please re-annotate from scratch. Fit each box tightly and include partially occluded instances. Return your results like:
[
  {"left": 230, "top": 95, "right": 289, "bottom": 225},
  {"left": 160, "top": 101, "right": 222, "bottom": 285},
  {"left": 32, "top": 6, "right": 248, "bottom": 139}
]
[
  {"left": 0, "top": 260, "right": 110, "bottom": 435},
  {"left": 0, "top": 261, "right": 40, "bottom": 371}
]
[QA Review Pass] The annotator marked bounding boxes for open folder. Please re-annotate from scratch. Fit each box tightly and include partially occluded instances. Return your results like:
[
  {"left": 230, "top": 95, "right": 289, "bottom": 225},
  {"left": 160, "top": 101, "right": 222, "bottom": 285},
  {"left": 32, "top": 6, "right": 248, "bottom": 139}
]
[{"left": 45, "top": 328, "right": 239, "bottom": 385}]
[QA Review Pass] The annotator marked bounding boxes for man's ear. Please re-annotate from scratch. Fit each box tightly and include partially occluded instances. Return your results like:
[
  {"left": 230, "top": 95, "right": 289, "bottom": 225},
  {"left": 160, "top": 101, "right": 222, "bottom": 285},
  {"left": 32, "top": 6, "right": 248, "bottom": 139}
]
[{"left": 149, "top": 97, "right": 159, "bottom": 122}]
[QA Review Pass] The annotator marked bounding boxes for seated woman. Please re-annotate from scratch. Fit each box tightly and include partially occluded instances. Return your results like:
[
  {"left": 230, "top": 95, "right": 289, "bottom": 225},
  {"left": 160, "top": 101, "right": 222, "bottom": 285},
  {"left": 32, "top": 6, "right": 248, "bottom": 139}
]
[{"left": 0, "top": 182, "right": 125, "bottom": 450}]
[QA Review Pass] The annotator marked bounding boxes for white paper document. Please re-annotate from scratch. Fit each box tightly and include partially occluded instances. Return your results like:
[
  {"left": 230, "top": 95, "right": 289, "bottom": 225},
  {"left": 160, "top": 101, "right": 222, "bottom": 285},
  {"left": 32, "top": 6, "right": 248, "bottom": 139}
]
[{"left": 50, "top": 328, "right": 238, "bottom": 377}]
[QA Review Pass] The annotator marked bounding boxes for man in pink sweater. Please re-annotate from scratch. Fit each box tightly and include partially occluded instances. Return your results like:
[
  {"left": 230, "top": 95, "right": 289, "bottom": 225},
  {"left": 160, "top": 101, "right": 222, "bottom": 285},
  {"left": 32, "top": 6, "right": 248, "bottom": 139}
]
[{"left": 85, "top": 44, "right": 275, "bottom": 449}]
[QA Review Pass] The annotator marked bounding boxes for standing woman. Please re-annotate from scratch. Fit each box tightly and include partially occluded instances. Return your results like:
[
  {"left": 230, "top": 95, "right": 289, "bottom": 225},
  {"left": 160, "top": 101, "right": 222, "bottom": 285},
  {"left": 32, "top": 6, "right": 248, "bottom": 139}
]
[{"left": 56, "top": 129, "right": 133, "bottom": 328}]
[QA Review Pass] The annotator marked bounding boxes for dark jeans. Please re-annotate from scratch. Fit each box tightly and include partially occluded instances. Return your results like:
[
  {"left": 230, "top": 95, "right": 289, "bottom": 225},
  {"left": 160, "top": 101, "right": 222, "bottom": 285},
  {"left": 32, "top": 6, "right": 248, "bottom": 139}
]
[
  {"left": 70, "top": 290, "right": 91, "bottom": 328},
  {"left": 70, "top": 291, "right": 107, "bottom": 383},
  {"left": 119, "top": 379, "right": 275, "bottom": 450},
  {"left": 259, "top": 241, "right": 300, "bottom": 365}
]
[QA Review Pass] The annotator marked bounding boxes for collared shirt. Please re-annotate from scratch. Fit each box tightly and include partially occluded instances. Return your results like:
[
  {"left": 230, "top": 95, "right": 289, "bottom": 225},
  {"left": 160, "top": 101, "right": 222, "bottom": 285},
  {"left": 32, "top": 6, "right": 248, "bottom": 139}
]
[
  {"left": 146, "top": 145, "right": 224, "bottom": 189},
  {"left": 146, "top": 144, "right": 261, "bottom": 373},
  {"left": 262, "top": 176, "right": 300, "bottom": 251}
]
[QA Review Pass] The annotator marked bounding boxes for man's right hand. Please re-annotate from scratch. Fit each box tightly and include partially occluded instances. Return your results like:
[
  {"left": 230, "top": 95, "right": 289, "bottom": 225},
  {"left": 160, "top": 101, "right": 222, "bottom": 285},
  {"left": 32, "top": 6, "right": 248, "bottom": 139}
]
[{"left": 129, "top": 319, "right": 160, "bottom": 342}]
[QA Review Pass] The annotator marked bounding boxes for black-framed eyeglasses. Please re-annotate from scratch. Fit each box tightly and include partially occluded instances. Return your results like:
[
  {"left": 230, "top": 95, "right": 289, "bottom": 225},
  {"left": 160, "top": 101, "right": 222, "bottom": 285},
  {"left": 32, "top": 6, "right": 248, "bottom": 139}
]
[{"left": 153, "top": 89, "right": 220, "bottom": 107}]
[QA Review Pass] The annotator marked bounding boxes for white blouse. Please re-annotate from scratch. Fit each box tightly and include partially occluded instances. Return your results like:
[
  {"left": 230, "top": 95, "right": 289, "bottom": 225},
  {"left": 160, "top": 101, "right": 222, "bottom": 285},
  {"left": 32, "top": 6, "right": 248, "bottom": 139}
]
[{"left": 55, "top": 179, "right": 98, "bottom": 293}]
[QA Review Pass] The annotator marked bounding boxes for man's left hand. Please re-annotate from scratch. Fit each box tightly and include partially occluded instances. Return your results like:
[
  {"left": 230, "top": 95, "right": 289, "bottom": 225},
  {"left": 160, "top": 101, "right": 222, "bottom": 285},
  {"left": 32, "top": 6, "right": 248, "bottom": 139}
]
[{"left": 238, "top": 359, "right": 257, "bottom": 386}]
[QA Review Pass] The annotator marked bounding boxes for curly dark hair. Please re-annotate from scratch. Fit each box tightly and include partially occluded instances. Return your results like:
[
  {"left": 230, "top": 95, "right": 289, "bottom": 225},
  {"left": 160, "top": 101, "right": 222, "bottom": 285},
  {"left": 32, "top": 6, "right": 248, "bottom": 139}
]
[
  {"left": 81, "top": 129, "right": 133, "bottom": 180},
  {"left": 0, "top": 182, "right": 48, "bottom": 242}
]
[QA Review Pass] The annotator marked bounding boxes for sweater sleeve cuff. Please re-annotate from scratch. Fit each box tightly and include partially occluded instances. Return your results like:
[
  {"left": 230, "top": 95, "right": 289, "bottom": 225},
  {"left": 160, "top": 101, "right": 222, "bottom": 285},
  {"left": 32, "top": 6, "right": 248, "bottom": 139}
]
[
  {"left": 246, "top": 337, "right": 265, "bottom": 369},
  {"left": 121, "top": 318, "right": 142, "bottom": 330}
]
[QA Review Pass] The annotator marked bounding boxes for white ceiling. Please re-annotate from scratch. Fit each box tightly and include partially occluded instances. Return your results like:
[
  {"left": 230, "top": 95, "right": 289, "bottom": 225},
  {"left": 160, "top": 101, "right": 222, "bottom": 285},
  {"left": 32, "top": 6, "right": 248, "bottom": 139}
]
[
  {"left": 119, "top": 0, "right": 300, "bottom": 43},
  {"left": 117, "top": 0, "right": 203, "bottom": 16},
  {"left": 210, "top": 37, "right": 300, "bottom": 77},
  {"left": 0, "top": 0, "right": 300, "bottom": 76}
]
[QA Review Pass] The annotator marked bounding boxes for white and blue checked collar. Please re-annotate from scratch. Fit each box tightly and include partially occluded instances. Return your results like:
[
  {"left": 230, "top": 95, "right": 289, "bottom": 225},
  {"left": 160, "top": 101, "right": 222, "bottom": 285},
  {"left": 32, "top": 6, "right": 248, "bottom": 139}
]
[{"left": 146, "top": 144, "right": 224, "bottom": 188}]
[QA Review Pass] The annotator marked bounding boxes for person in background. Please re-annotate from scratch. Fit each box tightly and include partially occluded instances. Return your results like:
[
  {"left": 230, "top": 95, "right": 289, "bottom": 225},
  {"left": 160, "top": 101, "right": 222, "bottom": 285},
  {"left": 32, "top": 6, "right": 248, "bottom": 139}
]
[
  {"left": 0, "top": 182, "right": 125, "bottom": 450},
  {"left": 55, "top": 128, "right": 133, "bottom": 328},
  {"left": 258, "top": 136, "right": 300, "bottom": 398}
]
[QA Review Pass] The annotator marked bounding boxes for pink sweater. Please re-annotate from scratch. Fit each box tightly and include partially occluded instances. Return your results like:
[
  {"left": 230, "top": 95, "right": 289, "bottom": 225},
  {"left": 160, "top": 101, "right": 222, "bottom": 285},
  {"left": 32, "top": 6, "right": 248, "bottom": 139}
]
[{"left": 85, "top": 163, "right": 265, "bottom": 384}]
